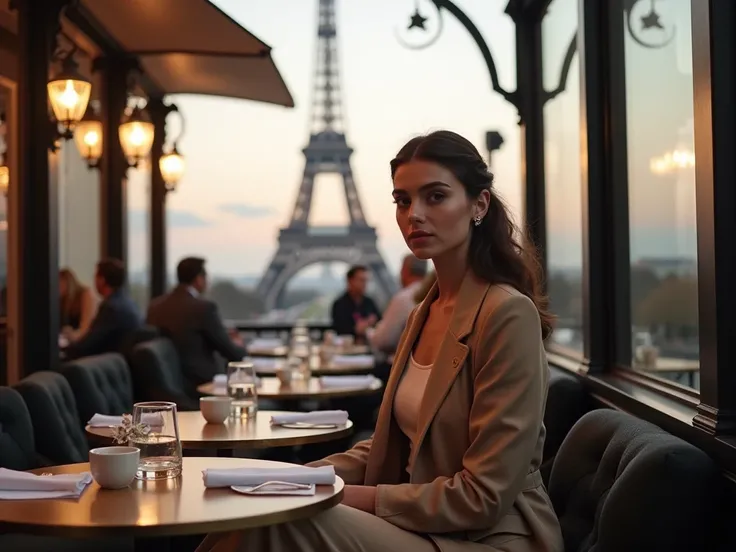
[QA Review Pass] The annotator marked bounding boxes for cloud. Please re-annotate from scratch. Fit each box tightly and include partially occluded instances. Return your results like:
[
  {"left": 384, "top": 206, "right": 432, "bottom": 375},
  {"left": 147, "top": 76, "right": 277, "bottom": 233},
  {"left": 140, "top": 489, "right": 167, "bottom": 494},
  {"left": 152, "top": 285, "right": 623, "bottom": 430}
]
[
  {"left": 128, "top": 209, "right": 212, "bottom": 232},
  {"left": 218, "top": 203, "right": 276, "bottom": 219}
]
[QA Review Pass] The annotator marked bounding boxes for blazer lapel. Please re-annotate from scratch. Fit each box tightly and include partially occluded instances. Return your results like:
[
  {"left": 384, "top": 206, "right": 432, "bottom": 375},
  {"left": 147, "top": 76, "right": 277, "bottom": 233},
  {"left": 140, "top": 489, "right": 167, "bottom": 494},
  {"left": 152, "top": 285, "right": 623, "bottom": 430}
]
[
  {"left": 410, "top": 272, "right": 492, "bottom": 469},
  {"left": 364, "top": 283, "right": 436, "bottom": 485}
]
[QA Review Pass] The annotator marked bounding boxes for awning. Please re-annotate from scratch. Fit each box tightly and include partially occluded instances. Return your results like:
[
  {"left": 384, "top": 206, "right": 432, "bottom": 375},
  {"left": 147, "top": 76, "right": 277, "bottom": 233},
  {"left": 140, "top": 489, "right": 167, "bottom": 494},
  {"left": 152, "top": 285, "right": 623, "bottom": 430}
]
[{"left": 77, "top": 0, "right": 294, "bottom": 107}]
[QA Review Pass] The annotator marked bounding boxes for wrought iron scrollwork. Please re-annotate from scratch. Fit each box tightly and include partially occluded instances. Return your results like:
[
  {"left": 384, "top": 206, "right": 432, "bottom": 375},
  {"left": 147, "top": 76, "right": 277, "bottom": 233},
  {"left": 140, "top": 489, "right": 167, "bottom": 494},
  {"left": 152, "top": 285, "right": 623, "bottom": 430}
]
[
  {"left": 395, "top": 0, "right": 517, "bottom": 108},
  {"left": 396, "top": 0, "right": 677, "bottom": 112}
]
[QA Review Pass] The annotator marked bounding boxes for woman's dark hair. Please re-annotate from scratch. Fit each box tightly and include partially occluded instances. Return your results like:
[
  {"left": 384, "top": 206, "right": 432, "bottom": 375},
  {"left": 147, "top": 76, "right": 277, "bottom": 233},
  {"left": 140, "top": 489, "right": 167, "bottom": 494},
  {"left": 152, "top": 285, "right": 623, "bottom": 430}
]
[{"left": 390, "top": 130, "right": 554, "bottom": 339}]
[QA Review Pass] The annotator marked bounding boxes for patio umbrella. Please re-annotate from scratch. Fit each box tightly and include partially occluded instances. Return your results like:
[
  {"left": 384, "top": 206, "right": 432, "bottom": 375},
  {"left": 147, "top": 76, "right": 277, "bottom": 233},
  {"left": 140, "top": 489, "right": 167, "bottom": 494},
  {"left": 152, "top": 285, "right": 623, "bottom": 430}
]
[{"left": 77, "top": 0, "right": 294, "bottom": 107}]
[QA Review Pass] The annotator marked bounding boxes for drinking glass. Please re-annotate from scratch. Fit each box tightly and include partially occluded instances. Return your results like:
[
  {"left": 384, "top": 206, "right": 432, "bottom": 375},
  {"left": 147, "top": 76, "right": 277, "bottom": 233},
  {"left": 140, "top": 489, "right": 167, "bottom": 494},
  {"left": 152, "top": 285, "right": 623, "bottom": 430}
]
[
  {"left": 290, "top": 334, "right": 311, "bottom": 358},
  {"left": 227, "top": 361, "right": 259, "bottom": 418},
  {"left": 323, "top": 330, "right": 337, "bottom": 346},
  {"left": 130, "top": 401, "right": 182, "bottom": 480}
]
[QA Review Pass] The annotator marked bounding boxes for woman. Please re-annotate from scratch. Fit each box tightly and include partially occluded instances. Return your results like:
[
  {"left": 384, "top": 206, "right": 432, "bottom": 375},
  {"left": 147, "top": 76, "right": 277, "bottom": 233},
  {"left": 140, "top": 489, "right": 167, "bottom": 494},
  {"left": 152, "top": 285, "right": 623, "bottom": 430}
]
[
  {"left": 59, "top": 268, "right": 98, "bottom": 342},
  {"left": 197, "top": 131, "right": 563, "bottom": 552},
  {"left": 413, "top": 270, "right": 436, "bottom": 304}
]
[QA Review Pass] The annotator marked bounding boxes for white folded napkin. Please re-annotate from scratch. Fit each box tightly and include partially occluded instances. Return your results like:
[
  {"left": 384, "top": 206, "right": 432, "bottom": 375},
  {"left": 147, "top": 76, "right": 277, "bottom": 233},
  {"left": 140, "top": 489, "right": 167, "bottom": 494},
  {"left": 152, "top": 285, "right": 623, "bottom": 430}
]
[
  {"left": 87, "top": 413, "right": 164, "bottom": 428},
  {"left": 330, "top": 354, "right": 374, "bottom": 367},
  {"left": 0, "top": 468, "right": 92, "bottom": 500},
  {"left": 319, "top": 375, "right": 377, "bottom": 388},
  {"left": 249, "top": 338, "right": 284, "bottom": 349},
  {"left": 212, "top": 374, "right": 227, "bottom": 387},
  {"left": 202, "top": 465, "right": 335, "bottom": 488},
  {"left": 251, "top": 357, "right": 284, "bottom": 373},
  {"left": 270, "top": 410, "right": 349, "bottom": 426}
]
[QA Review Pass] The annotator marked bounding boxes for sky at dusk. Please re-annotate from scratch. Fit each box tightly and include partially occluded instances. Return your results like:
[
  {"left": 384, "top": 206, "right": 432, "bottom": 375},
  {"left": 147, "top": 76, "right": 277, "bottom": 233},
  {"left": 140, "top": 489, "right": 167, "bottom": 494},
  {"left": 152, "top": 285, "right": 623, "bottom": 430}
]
[
  {"left": 126, "top": 0, "right": 522, "bottom": 277},
  {"left": 124, "top": 0, "right": 697, "bottom": 280}
]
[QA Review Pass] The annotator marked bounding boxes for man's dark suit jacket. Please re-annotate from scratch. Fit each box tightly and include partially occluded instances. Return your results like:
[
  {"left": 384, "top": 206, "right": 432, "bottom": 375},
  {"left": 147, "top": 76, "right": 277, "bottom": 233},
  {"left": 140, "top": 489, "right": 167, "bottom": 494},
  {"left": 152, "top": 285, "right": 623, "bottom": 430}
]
[
  {"left": 146, "top": 285, "right": 247, "bottom": 391},
  {"left": 331, "top": 292, "right": 382, "bottom": 338},
  {"left": 64, "top": 289, "right": 142, "bottom": 360}
]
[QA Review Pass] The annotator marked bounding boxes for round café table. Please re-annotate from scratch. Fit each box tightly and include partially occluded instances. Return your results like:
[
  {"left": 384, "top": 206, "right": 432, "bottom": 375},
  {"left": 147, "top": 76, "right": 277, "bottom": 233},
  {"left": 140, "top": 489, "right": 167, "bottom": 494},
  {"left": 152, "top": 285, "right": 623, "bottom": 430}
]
[
  {"left": 197, "top": 376, "right": 383, "bottom": 401},
  {"left": 0, "top": 457, "right": 344, "bottom": 550},
  {"left": 86, "top": 410, "right": 354, "bottom": 454}
]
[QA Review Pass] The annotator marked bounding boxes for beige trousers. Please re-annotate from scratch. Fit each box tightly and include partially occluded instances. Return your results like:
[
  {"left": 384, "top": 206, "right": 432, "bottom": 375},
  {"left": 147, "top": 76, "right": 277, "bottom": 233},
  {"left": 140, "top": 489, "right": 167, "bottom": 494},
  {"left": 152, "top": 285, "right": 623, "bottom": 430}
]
[{"left": 195, "top": 504, "right": 440, "bottom": 552}]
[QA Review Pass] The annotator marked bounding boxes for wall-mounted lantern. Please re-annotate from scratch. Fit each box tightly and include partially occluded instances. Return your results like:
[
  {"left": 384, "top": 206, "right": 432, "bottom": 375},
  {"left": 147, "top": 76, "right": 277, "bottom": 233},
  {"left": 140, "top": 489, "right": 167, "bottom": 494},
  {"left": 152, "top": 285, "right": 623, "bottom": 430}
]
[
  {"left": 119, "top": 104, "right": 155, "bottom": 168},
  {"left": 160, "top": 145, "right": 185, "bottom": 192},
  {"left": 159, "top": 105, "right": 186, "bottom": 192},
  {"left": 74, "top": 102, "right": 103, "bottom": 168},
  {"left": 47, "top": 49, "right": 92, "bottom": 138}
]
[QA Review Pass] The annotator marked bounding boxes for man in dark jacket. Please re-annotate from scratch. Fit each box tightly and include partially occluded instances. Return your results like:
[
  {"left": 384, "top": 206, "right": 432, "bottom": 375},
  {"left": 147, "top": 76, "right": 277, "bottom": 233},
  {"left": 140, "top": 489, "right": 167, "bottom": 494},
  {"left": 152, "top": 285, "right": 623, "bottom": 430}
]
[
  {"left": 147, "top": 257, "right": 246, "bottom": 392},
  {"left": 64, "top": 258, "right": 142, "bottom": 360},
  {"left": 330, "top": 264, "right": 382, "bottom": 342}
]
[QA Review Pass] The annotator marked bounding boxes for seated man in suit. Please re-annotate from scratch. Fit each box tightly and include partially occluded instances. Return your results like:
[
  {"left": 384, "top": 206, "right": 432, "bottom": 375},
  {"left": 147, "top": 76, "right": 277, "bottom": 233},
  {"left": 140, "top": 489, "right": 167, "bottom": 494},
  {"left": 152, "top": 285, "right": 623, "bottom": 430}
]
[
  {"left": 147, "top": 257, "right": 247, "bottom": 394},
  {"left": 64, "top": 258, "right": 143, "bottom": 360},
  {"left": 330, "top": 265, "right": 382, "bottom": 343}
]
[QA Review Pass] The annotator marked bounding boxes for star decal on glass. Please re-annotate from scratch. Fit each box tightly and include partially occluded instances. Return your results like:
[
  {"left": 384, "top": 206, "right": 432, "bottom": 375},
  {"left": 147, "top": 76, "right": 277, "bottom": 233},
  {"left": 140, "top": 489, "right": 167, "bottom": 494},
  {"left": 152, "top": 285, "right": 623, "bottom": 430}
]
[{"left": 408, "top": 9, "right": 428, "bottom": 31}]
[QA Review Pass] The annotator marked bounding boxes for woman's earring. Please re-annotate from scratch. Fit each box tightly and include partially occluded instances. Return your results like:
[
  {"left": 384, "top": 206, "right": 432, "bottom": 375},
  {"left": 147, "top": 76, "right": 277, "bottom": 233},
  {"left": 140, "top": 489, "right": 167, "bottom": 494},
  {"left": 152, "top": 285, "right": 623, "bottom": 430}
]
[{"left": 473, "top": 215, "right": 482, "bottom": 227}]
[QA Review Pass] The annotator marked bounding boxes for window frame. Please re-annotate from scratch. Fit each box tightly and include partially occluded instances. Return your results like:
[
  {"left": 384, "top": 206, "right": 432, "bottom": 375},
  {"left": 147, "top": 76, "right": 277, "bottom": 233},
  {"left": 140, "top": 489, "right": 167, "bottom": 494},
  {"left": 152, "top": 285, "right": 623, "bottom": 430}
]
[{"left": 533, "top": 0, "right": 736, "bottom": 451}]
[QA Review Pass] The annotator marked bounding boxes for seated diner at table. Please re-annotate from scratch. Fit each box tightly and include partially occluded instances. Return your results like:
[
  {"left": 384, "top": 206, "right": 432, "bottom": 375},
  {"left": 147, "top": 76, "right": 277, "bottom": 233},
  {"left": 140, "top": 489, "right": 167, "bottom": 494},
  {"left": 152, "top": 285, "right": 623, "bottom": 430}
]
[{"left": 196, "top": 130, "right": 564, "bottom": 551}]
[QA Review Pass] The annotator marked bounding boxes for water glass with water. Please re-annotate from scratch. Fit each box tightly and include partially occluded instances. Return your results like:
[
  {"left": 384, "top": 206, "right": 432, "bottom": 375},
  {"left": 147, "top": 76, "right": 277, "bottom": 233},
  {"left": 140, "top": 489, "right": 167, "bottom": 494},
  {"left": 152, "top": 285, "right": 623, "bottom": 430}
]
[
  {"left": 130, "top": 401, "right": 182, "bottom": 480},
  {"left": 290, "top": 334, "right": 311, "bottom": 358},
  {"left": 227, "top": 361, "right": 258, "bottom": 418}
]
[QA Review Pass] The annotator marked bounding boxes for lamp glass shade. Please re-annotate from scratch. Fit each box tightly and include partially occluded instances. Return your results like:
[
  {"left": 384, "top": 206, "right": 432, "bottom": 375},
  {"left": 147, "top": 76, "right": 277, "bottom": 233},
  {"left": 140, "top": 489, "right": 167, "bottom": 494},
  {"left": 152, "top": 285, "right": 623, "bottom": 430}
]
[
  {"left": 119, "top": 119, "right": 155, "bottom": 163},
  {"left": 47, "top": 78, "right": 91, "bottom": 129},
  {"left": 74, "top": 119, "right": 103, "bottom": 163},
  {"left": 159, "top": 150, "right": 185, "bottom": 188},
  {"left": 0, "top": 165, "right": 8, "bottom": 195}
]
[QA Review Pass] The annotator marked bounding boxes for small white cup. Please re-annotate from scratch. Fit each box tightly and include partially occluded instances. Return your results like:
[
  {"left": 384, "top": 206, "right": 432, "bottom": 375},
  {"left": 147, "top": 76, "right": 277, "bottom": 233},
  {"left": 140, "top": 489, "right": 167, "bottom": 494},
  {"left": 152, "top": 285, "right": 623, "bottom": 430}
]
[
  {"left": 275, "top": 367, "right": 294, "bottom": 387},
  {"left": 89, "top": 446, "right": 140, "bottom": 489},
  {"left": 200, "top": 396, "right": 233, "bottom": 424}
]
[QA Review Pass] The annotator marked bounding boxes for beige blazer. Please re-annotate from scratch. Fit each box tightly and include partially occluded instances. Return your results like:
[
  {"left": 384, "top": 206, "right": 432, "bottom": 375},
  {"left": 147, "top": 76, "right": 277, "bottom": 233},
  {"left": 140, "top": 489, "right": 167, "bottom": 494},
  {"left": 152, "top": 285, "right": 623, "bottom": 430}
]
[{"left": 311, "top": 271, "right": 564, "bottom": 552}]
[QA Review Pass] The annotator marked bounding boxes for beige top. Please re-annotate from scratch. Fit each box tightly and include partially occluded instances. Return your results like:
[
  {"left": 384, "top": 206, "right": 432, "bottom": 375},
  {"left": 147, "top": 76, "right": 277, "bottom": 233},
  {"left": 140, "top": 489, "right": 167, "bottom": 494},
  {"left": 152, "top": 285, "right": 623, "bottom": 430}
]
[{"left": 393, "top": 353, "right": 432, "bottom": 473}]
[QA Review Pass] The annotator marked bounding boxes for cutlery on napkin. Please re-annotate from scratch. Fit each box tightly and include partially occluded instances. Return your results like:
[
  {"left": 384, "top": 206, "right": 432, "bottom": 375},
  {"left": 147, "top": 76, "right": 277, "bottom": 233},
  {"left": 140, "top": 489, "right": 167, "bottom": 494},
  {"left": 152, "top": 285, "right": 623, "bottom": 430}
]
[
  {"left": 202, "top": 465, "right": 335, "bottom": 494},
  {"left": 231, "top": 481, "right": 316, "bottom": 496},
  {"left": 270, "top": 410, "right": 348, "bottom": 427},
  {"left": 87, "top": 413, "right": 164, "bottom": 428},
  {"left": 0, "top": 468, "right": 92, "bottom": 500},
  {"left": 319, "top": 375, "right": 376, "bottom": 388}
]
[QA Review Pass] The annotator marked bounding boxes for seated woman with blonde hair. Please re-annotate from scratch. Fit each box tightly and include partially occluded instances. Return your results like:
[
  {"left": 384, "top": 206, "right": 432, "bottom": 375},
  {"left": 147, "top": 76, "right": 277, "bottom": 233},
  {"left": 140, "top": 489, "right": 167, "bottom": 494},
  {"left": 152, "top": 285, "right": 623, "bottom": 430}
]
[
  {"left": 59, "top": 268, "right": 98, "bottom": 342},
  {"left": 197, "top": 130, "right": 563, "bottom": 552}
]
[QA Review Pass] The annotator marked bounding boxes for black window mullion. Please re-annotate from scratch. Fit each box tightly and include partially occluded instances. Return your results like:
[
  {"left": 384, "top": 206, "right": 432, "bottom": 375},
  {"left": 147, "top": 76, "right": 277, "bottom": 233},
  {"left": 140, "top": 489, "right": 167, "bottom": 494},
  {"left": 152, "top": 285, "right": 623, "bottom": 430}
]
[
  {"left": 691, "top": 0, "right": 736, "bottom": 435},
  {"left": 578, "top": 0, "right": 631, "bottom": 374}
]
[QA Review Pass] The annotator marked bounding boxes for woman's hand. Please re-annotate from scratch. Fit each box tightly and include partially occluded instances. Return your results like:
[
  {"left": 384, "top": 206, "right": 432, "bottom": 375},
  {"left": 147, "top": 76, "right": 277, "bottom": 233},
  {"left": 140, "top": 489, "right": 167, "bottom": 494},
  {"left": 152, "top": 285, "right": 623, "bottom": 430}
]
[{"left": 341, "top": 485, "right": 377, "bottom": 514}]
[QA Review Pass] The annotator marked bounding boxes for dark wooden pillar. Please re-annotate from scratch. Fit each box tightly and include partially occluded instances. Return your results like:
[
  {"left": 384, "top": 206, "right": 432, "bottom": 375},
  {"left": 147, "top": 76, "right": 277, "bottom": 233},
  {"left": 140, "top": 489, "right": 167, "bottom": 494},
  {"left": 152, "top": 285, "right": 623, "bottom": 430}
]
[
  {"left": 147, "top": 97, "right": 171, "bottom": 298},
  {"left": 691, "top": 0, "right": 736, "bottom": 435},
  {"left": 95, "top": 56, "right": 132, "bottom": 264},
  {"left": 513, "top": 9, "right": 548, "bottom": 277},
  {"left": 13, "top": 0, "right": 65, "bottom": 375}
]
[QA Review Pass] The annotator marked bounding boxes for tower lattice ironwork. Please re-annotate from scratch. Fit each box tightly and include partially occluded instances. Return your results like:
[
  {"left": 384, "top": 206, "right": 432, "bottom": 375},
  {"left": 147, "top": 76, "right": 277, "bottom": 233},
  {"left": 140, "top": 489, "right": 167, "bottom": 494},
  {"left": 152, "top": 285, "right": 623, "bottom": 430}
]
[{"left": 256, "top": 0, "right": 396, "bottom": 312}]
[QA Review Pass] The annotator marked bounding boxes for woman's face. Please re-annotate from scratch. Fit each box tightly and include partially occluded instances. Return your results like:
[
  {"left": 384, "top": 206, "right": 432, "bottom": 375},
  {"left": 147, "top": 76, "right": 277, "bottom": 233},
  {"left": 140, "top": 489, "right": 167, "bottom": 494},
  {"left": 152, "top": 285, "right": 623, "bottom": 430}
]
[{"left": 392, "top": 159, "right": 488, "bottom": 261}]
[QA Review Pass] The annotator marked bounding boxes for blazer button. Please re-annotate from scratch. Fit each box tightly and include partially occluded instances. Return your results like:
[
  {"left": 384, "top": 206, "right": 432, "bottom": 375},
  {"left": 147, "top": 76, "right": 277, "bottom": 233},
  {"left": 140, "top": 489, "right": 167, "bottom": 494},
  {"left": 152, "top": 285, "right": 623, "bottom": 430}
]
[{"left": 452, "top": 357, "right": 459, "bottom": 366}]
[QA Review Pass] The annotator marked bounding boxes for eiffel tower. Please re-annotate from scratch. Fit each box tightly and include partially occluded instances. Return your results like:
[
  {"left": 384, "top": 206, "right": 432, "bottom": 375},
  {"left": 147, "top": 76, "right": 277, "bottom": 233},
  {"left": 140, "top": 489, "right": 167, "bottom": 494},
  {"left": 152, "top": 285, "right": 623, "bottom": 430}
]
[{"left": 256, "top": 0, "right": 396, "bottom": 313}]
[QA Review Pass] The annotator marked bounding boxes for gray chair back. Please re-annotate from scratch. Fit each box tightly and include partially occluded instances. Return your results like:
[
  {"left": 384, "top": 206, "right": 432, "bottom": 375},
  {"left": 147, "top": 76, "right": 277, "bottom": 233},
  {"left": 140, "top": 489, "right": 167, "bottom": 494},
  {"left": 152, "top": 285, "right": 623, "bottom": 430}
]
[
  {"left": 129, "top": 338, "right": 198, "bottom": 410},
  {"left": 14, "top": 371, "right": 88, "bottom": 465},
  {"left": 0, "top": 386, "right": 37, "bottom": 470},
  {"left": 61, "top": 352, "right": 134, "bottom": 426},
  {"left": 549, "top": 409, "right": 719, "bottom": 552}
]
